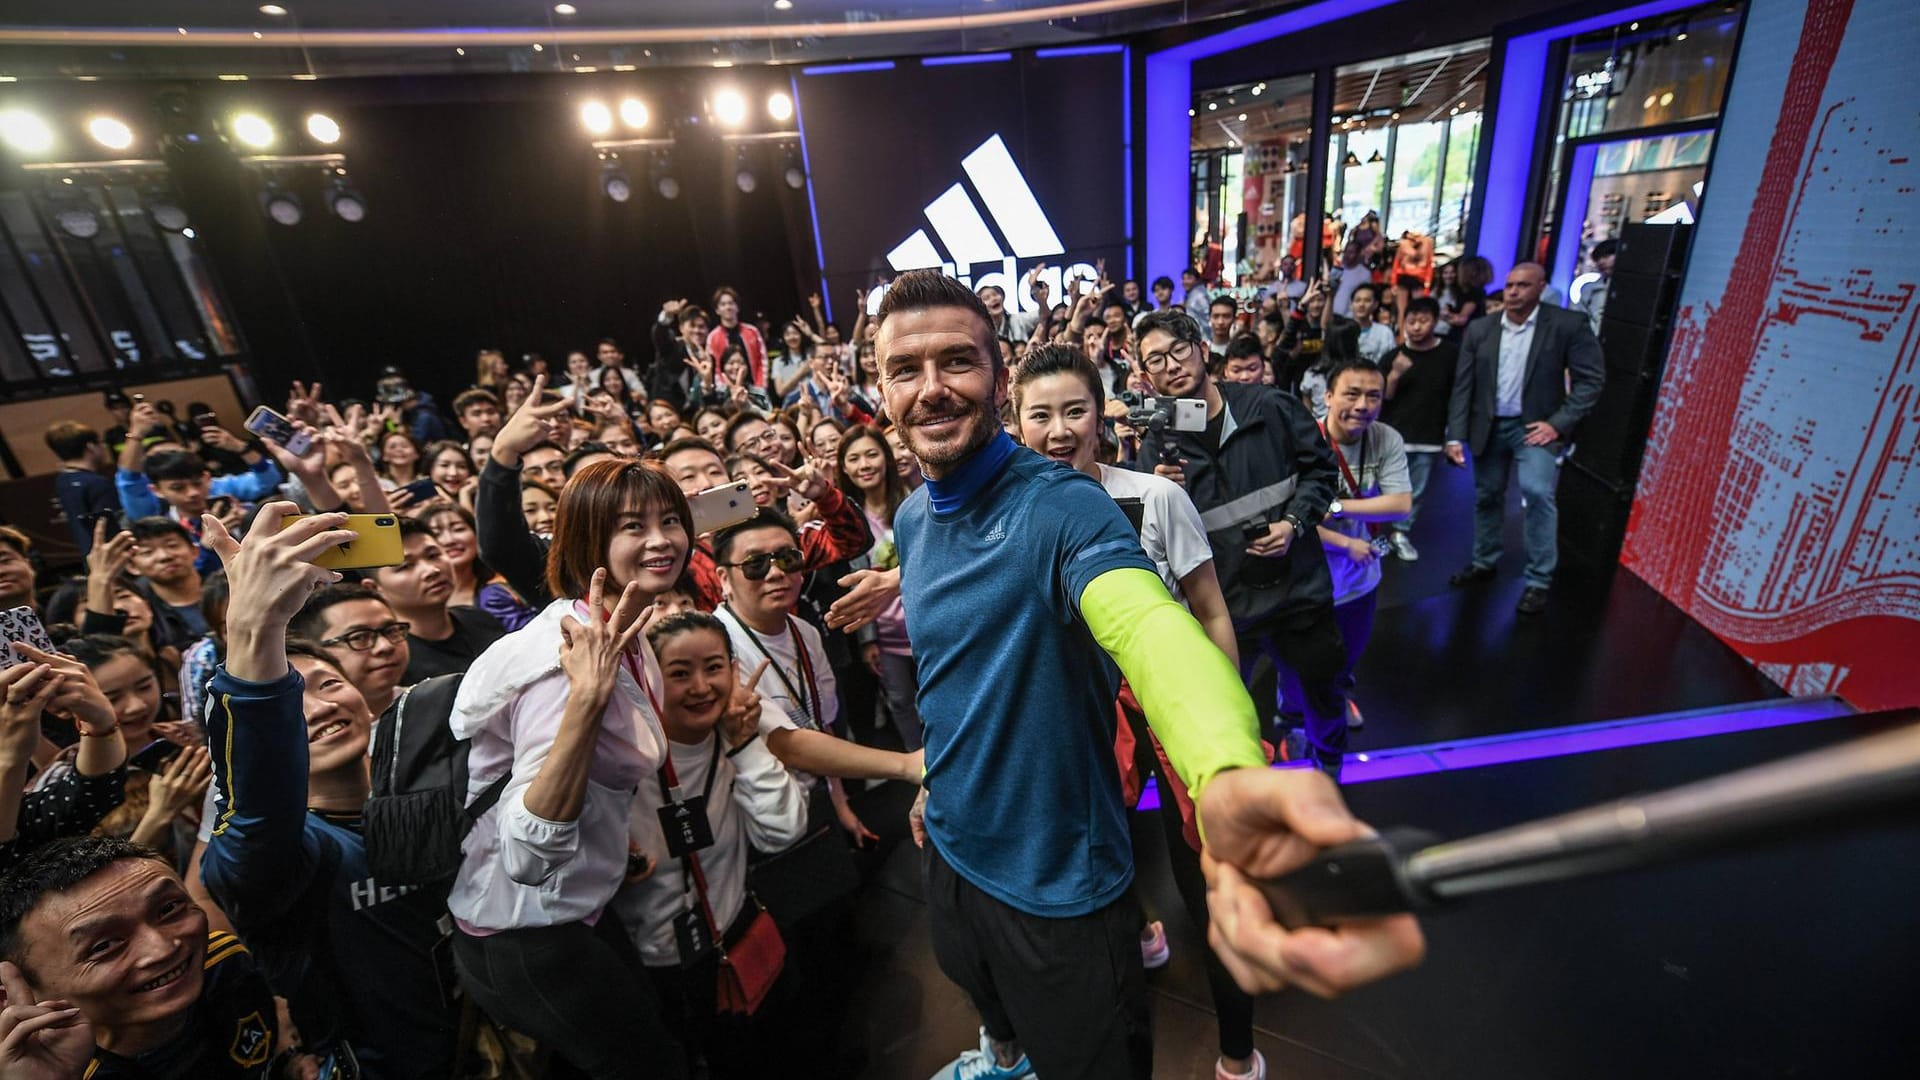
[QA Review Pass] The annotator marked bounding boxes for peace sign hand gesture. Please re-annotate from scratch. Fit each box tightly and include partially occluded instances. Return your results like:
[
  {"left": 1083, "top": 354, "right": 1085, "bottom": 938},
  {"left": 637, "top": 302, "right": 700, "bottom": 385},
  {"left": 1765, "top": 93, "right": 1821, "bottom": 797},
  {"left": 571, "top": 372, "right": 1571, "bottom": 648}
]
[
  {"left": 558, "top": 569, "right": 653, "bottom": 713},
  {"left": 722, "top": 659, "right": 771, "bottom": 750}
]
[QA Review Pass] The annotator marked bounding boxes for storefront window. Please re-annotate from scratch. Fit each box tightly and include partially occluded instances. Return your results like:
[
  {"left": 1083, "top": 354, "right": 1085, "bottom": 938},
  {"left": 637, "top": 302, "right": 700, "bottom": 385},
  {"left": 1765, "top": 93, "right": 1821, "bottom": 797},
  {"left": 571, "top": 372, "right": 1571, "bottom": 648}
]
[{"left": 1189, "top": 73, "right": 1314, "bottom": 289}]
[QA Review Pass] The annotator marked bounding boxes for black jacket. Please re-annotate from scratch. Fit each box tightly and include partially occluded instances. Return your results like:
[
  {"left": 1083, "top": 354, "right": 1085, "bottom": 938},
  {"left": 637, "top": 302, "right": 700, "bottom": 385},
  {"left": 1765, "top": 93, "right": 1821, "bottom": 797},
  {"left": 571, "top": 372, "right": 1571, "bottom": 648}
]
[
  {"left": 1170, "top": 380, "right": 1339, "bottom": 627},
  {"left": 474, "top": 458, "right": 552, "bottom": 611},
  {"left": 1446, "top": 302, "right": 1605, "bottom": 455},
  {"left": 647, "top": 319, "right": 701, "bottom": 414}
]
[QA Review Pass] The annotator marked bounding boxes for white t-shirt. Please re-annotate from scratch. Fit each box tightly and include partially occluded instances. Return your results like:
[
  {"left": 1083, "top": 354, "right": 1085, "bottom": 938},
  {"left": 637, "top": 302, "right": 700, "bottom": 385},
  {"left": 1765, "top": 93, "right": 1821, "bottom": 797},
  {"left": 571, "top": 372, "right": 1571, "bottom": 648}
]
[
  {"left": 715, "top": 608, "right": 839, "bottom": 735},
  {"left": 1324, "top": 422, "right": 1411, "bottom": 604},
  {"left": 1356, "top": 322, "right": 1397, "bottom": 367},
  {"left": 1096, "top": 464, "right": 1215, "bottom": 608},
  {"left": 614, "top": 731, "right": 808, "bottom": 968}
]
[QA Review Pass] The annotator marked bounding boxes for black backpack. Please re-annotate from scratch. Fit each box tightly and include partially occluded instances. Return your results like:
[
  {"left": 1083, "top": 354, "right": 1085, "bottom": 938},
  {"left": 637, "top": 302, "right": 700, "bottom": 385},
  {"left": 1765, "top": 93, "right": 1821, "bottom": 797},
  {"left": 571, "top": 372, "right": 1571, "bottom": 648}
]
[{"left": 363, "top": 672, "right": 511, "bottom": 887}]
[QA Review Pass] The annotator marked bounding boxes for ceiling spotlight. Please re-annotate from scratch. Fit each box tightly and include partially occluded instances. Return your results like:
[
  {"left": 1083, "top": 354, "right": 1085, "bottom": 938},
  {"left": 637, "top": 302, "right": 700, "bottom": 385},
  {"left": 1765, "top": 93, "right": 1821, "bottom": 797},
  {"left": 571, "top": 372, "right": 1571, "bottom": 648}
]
[
  {"left": 260, "top": 4, "right": 288, "bottom": 14},
  {"left": 618, "top": 97, "right": 648, "bottom": 129},
  {"left": 782, "top": 144, "right": 806, "bottom": 189},
  {"left": 231, "top": 112, "right": 275, "bottom": 149},
  {"left": 1237, "top": 113, "right": 1247, "bottom": 122},
  {"left": 1250, "top": 85, "right": 1263, "bottom": 96},
  {"left": 775, "top": 0, "right": 793, "bottom": 8},
  {"left": 1659, "top": 91, "right": 1675, "bottom": 106},
  {"left": 1629, "top": 21, "right": 1640, "bottom": 29},
  {"left": 734, "top": 147, "right": 757, "bottom": 193},
  {"left": 1366, "top": 149, "right": 1384, "bottom": 164},
  {"left": 554, "top": 3, "right": 577, "bottom": 12},
  {"left": 1342, "top": 150, "right": 1361, "bottom": 168},
  {"left": 1187, "top": 108, "right": 1195, "bottom": 117},
  {"left": 652, "top": 150, "right": 680, "bottom": 199},
  {"left": 262, "top": 187, "right": 302, "bottom": 226},
  {"left": 55, "top": 206, "right": 100, "bottom": 240},
  {"left": 1676, "top": 31, "right": 1689, "bottom": 41},
  {"left": 87, "top": 116, "right": 135, "bottom": 151},
  {"left": 601, "top": 163, "right": 631, "bottom": 203},
  {"left": 767, "top": 91, "right": 793, "bottom": 123},
  {"left": 181, "top": 227, "right": 197, "bottom": 238},
  {"left": 147, "top": 200, "right": 190, "bottom": 232},
  {"left": 0, "top": 110, "right": 54, "bottom": 154},
  {"left": 305, "top": 112, "right": 341, "bottom": 144},
  {"left": 532, "top": 43, "right": 544, "bottom": 52},
  {"left": 579, "top": 100, "right": 613, "bottom": 135},
  {"left": 713, "top": 89, "right": 747, "bottom": 127},
  {"left": 1207, "top": 101, "right": 1218, "bottom": 111},
  {"left": 326, "top": 182, "right": 367, "bottom": 223}
]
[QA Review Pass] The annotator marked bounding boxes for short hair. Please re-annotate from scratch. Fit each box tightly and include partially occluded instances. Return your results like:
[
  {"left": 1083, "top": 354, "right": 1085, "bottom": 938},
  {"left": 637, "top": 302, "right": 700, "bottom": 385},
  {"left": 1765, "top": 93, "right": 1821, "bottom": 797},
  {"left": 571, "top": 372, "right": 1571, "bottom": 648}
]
[
  {"left": 1225, "top": 334, "right": 1266, "bottom": 362},
  {"left": 644, "top": 610, "right": 733, "bottom": 659},
  {"left": 597, "top": 337, "right": 621, "bottom": 352},
  {"left": 676, "top": 305, "right": 710, "bottom": 330},
  {"left": 284, "top": 636, "right": 345, "bottom": 676},
  {"left": 1209, "top": 295, "right": 1238, "bottom": 314},
  {"left": 711, "top": 285, "right": 740, "bottom": 312},
  {"left": 1181, "top": 268, "right": 1201, "bottom": 280},
  {"left": 0, "top": 837, "right": 169, "bottom": 970},
  {"left": 1589, "top": 238, "right": 1619, "bottom": 260},
  {"left": 44, "top": 421, "right": 99, "bottom": 461},
  {"left": 722, "top": 412, "right": 770, "bottom": 452},
  {"left": 1349, "top": 282, "right": 1381, "bottom": 305},
  {"left": 128, "top": 516, "right": 193, "bottom": 547},
  {"left": 1151, "top": 275, "right": 1175, "bottom": 291},
  {"left": 874, "top": 270, "right": 996, "bottom": 361},
  {"left": 291, "top": 582, "right": 390, "bottom": 641},
  {"left": 546, "top": 458, "right": 692, "bottom": 600},
  {"left": 520, "top": 474, "right": 559, "bottom": 497},
  {"left": 563, "top": 441, "right": 613, "bottom": 477},
  {"left": 1405, "top": 296, "right": 1441, "bottom": 320},
  {"left": 975, "top": 284, "right": 1005, "bottom": 302},
  {"left": 57, "top": 633, "right": 141, "bottom": 671},
  {"left": 144, "top": 449, "right": 209, "bottom": 485},
  {"left": 1133, "top": 308, "right": 1206, "bottom": 348},
  {"left": 1012, "top": 343, "right": 1106, "bottom": 415},
  {"left": 395, "top": 516, "right": 436, "bottom": 543},
  {"left": 711, "top": 507, "right": 799, "bottom": 566},
  {"left": 1260, "top": 310, "right": 1287, "bottom": 334},
  {"left": 1100, "top": 298, "right": 1128, "bottom": 317},
  {"left": 522, "top": 441, "right": 566, "bottom": 464},
  {"left": 658, "top": 436, "right": 722, "bottom": 467},
  {"left": 0, "top": 527, "right": 30, "bottom": 560},
  {"left": 452, "top": 388, "right": 500, "bottom": 416},
  {"left": 1326, "top": 358, "right": 1387, "bottom": 394}
]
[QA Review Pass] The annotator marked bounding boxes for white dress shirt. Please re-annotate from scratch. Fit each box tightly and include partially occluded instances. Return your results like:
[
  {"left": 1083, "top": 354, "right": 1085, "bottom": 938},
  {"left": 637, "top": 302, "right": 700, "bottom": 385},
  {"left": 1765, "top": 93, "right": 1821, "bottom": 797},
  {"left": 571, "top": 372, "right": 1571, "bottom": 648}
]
[{"left": 1495, "top": 306, "right": 1538, "bottom": 418}]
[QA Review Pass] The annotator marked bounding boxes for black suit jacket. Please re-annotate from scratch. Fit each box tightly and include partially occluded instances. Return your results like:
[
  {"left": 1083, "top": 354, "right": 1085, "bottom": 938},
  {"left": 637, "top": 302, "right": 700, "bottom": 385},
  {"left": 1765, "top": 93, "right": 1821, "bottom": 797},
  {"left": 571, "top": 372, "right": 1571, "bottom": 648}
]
[{"left": 1445, "top": 304, "right": 1604, "bottom": 455}]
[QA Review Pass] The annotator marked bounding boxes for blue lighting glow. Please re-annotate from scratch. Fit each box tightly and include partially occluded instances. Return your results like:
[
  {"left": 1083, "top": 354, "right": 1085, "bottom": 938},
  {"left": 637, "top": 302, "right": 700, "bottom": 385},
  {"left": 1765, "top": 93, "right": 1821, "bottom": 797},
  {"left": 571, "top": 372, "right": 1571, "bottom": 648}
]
[
  {"left": 790, "top": 70, "right": 833, "bottom": 325},
  {"left": 1035, "top": 44, "right": 1125, "bottom": 59},
  {"left": 1479, "top": 0, "right": 1707, "bottom": 284},
  {"left": 800, "top": 60, "right": 895, "bottom": 76},
  {"left": 921, "top": 52, "right": 1013, "bottom": 67},
  {"left": 1143, "top": 0, "right": 1401, "bottom": 284},
  {"left": 1552, "top": 141, "right": 1601, "bottom": 296}
]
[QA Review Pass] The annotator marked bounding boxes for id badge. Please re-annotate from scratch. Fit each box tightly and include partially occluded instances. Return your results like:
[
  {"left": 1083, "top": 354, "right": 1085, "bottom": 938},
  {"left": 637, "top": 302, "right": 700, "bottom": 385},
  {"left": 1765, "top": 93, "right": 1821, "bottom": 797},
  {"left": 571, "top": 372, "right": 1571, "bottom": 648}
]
[
  {"left": 673, "top": 907, "right": 715, "bottom": 965},
  {"left": 657, "top": 795, "right": 714, "bottom": 858}
]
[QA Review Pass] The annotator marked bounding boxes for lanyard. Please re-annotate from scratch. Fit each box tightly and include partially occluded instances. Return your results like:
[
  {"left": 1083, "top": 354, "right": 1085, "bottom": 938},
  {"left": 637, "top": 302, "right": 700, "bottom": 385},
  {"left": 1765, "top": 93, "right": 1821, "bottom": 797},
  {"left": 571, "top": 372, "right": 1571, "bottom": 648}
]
[
  {"left": 726, "top": 608, "right": 823, "bottom": 730},
  {"left": 655, "top": 735, "right": 726, "bottom": 934},
  {"left": 1317, "top": 420, "right": 1370, "bottom": 500}
]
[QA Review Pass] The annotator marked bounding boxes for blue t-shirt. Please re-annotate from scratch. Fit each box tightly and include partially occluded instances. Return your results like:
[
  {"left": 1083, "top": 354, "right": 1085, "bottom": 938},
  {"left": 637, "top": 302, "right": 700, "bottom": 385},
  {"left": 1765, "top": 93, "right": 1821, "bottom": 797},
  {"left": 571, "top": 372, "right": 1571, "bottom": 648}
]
[{"left": 898, "top": 433, "right": 1155, "bottom": 917}]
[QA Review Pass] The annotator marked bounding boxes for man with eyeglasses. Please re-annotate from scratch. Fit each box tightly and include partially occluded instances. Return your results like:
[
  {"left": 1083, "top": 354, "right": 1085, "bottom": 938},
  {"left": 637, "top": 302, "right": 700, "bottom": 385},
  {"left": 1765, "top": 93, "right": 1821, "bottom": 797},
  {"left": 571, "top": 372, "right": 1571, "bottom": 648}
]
[
  {"left": 291, "top": 585, "right": 413, "bottom": 717},
  {"left": 371, "top": 518, "right": 504, "bottom": 683},
  {"left": 1135, "top": 308, "right": 1350, "bottom": 778}
]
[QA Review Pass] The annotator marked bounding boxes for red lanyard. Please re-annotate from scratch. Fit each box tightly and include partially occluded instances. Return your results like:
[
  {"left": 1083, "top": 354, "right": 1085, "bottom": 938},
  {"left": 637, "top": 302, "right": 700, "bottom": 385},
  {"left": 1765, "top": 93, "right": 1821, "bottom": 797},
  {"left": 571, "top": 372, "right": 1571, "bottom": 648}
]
[
  {"left": 727, "top": 609, "right": 823, "bottom": 730},
  {"left": 1317, "top": 420, "right": 1369, "bottom": 500}
]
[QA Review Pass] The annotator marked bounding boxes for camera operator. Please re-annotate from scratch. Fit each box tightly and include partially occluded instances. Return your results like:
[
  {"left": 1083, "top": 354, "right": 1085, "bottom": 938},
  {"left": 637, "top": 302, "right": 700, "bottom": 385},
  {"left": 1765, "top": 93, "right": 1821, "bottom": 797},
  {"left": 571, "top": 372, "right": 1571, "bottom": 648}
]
[{"left": 1134, "top": 309, "right": 1350, "bottom": 777}]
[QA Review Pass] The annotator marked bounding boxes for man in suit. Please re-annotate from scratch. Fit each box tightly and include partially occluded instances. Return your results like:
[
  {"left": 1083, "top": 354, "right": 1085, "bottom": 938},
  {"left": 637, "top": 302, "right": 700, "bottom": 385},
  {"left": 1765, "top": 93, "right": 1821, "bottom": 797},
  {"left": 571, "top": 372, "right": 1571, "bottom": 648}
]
[{"left": 1444, "top": 261, "right": 1604, "bottom": 615}]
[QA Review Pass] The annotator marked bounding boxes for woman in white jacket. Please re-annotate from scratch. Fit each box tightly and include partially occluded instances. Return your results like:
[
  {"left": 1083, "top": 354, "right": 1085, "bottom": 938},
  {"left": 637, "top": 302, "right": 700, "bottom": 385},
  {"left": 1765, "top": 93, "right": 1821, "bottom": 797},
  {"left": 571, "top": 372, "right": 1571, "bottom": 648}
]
[
  {"left": 616, "top": 611, "right": 808, "bottom": 1077},
  {"left": 446, "top": 458, "right": 695, "bottom": 1079}
]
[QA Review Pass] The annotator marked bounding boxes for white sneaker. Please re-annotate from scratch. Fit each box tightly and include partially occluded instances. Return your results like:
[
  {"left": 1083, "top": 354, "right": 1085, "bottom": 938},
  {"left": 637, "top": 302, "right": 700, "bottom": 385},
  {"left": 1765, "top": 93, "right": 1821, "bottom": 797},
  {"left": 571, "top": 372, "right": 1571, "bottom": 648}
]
[
  {"left": 1215, "top": 1049, "right": 1268, "bottom": 1080},
  {"left": 1139, "top": 920, "right": 1171, "bottom": 969},
  {"left": 1388, "top": 532, "right": 1419, "bottom": 561},
  {"left": 931, "top": 1027, "right": 1036, "bottom": 1080}
]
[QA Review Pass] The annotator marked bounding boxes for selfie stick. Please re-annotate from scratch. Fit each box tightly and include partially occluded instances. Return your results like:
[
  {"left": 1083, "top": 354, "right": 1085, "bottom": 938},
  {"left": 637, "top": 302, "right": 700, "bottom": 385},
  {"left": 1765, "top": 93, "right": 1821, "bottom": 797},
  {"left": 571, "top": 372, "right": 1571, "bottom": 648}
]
[{"left": 1257, "top": 719, "right": 1920, "bottom": 927}]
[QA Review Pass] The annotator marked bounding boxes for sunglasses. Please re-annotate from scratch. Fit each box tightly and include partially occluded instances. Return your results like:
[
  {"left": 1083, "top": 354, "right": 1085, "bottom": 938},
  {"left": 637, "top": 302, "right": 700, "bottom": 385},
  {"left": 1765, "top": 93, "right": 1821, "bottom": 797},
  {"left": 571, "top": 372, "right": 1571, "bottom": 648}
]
[{"left": 721, "top": 547, "right": 804, "bottom": 581}]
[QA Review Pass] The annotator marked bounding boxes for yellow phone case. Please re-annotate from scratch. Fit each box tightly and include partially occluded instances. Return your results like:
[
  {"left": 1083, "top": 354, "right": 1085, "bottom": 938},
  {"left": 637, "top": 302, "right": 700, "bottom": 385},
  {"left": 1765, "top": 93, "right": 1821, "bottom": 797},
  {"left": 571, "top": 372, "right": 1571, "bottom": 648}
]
[{"left": 283, "top": 513, "right": 405, "bottom": 570}]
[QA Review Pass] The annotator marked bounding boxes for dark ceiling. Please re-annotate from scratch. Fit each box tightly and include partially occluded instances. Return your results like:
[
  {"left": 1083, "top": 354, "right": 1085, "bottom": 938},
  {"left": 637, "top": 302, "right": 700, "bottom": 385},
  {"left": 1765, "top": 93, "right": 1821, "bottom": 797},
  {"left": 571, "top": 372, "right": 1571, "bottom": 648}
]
[{"left": 0, "top": 0, "right": 1263, "bottom": 81}]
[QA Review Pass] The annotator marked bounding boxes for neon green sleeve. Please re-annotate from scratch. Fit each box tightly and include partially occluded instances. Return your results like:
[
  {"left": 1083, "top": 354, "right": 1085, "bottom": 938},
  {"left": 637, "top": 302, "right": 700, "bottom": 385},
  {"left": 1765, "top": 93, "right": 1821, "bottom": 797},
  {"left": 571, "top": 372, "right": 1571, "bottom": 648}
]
[{"left": 1080, "top": 567, "right": 1266, "bottom": 801}]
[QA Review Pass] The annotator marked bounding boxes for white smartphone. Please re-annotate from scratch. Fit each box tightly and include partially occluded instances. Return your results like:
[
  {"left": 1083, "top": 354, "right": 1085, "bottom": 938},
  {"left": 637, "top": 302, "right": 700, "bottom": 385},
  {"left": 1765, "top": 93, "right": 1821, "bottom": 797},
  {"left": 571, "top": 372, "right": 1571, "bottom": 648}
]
[
  {"left": 0, "top": 606, "right": 56, "bottom": 670},
  {"left": 688, "top": 481, "right": 756, "bottom": 537},
  {"left": 245, "top": 405, "right": 313, "bottom": 456}
]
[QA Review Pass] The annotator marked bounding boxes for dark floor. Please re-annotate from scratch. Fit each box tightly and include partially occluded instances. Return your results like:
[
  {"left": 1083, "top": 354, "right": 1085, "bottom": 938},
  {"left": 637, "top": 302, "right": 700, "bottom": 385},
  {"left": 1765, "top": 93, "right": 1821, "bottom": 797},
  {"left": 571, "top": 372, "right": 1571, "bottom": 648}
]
[{"left": 815, "top": 464, "right": 1907, "bottom": 1079}]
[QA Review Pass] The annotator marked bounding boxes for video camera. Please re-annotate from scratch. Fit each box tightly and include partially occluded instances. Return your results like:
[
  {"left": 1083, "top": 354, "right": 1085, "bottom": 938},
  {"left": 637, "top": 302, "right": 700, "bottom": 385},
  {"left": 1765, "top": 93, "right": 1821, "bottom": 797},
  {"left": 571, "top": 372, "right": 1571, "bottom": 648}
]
[{"left": 1118, "top": 393, "right": 1207, "bottom": 470}]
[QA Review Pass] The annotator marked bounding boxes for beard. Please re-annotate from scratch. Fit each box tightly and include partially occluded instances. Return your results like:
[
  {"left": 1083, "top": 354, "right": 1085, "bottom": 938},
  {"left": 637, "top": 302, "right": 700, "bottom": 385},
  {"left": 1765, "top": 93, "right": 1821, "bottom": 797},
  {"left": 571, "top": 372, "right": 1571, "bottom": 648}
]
[{"left": 900, "top": 394, "right": 998, "bottom": 476}]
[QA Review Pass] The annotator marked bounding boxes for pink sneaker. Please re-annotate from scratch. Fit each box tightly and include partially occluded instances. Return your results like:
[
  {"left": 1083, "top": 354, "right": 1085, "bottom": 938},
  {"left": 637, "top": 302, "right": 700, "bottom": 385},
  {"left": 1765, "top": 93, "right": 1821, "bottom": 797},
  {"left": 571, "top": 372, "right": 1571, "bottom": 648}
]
[
  {"left": 1216, "top": 1049, "right": 1267, "bottom": 1080},
  {"left": 1139, "top": 920, "right": 1170, "bottom": 969}
]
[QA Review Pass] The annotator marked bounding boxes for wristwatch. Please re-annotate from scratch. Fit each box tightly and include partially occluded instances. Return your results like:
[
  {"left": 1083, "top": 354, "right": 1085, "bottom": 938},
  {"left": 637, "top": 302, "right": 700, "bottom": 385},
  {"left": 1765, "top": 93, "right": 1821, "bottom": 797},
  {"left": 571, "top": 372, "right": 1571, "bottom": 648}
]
[{"left": 1327, "top": 499, "right": 1344, "bottom": 519}]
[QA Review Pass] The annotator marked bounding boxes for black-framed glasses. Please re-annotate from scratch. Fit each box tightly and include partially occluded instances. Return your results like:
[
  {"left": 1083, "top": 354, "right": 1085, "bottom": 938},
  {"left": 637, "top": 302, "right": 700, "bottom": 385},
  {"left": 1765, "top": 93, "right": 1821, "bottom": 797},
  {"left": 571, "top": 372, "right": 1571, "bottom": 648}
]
[
  {"left": 1140, "top": 338, "right": 1197, "bottom": 373},
  {"left": 720, "top": 547, "right": 804, "bottom": 581},
  {"left": 320, "top": 622, "right": 411, "bottom": 652}
]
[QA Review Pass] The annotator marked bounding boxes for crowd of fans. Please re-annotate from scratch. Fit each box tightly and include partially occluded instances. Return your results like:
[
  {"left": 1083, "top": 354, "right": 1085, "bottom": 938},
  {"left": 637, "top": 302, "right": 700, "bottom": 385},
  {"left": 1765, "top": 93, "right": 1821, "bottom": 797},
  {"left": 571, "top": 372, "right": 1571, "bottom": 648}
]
[{"left": 0, "top": 237, "right": 1606, "bottom": 1077}]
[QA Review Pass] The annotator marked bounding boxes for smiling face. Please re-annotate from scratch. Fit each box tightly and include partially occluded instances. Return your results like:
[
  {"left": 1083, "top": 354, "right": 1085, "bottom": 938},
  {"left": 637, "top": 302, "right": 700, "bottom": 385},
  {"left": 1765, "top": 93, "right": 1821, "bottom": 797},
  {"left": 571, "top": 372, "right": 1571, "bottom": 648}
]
[
  {"left": 884, "top": 428, "right": 919, "bottom": 481},
  {"left": 877, "top": 306, "right": 1006, "bottom": 479},
  {"left": 373, "top": 532, "right": 453, "bottom": 614},
  {"left": 840, "top": 433, "right": 889, "bottom": 495},
  {"left": 597, "top": 424, "right": 640, "bottom": 458},
  {"left": 663, "top": 446, "right": 729, "bottom": 499},
  {"left": 730, "top": 457, "right": 778, "bottom": 509},
  {"left": 1326, "top": 365, "right": 1386, "bottom": 442},
  {"left": 714, "top": 292, "right": 740, "bottom": 325},
  {"left": 110, "top": 584, "right": 153, "bottom": 638},
  {"left": 1016, "top": 372, "right": 1101, "bottom": 476},
  {"left": 94, "top": 653, "right": 160, "bottom": 748},
  {"left": 720, "top": 524, "right": 803, "bottom": 626},
  {"left": 648, "top": 402, "right": 682, "bottom": 435},
  {"left": 430, "top": 448, "right": 472, "bottom": 491},
  {"left": 380, "top": 433, "right": 417, "bottom": 470},
  {"left": 314, "top": 598, "right": 410, "bottom": 706},
  {"left": 521, "top": 485, "right": 557, "bottom": 536},
  {"left": 425, "top": 511, "right": 476, "bottom": 572},
  {"left": 1138, "top": 326, "right": 1208, "bottom": 401},
  {"left": 17, "top": 858, "right": 208, "bottom": 1038},
  {"left": 810, "top": 422, "right": 843, "bottom": 462},
  {"left": 597, "top": 341, "right": 623, "bottom": 367},
  {"left": 695, "top": 411, "right": 729, "bottom": 446},
  {"left": 0, "top": 544, "right": 30, "bottom": 610},
  {"left": 654, "top": 627, "right": 734, "bottom": 744},
  {"left": 292, "top": 655, "right": 373, "bottom": 775},
  {"left": 605, "top": 495, "right": 690, "bottom": 595}
]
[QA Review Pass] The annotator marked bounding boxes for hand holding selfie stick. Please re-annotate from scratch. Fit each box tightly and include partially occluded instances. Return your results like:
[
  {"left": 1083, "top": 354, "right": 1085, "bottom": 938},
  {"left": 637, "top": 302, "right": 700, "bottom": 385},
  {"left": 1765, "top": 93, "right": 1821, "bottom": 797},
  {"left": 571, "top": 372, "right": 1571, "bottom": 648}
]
[{"left": 1258, "top": 720, "right": 1920, "bottom": 927}]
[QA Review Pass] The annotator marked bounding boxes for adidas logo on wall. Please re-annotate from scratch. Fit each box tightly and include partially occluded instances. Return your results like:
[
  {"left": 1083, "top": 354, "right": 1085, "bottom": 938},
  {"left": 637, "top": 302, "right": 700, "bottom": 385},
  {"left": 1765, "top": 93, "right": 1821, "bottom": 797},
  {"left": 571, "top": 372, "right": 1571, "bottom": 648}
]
[{"left": 886, "top": 134, "right": 1065, "bottom": 273}]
